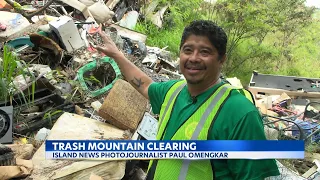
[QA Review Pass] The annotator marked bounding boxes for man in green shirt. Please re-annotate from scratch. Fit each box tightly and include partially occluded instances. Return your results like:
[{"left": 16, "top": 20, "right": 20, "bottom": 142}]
[{"left": 97, "top": 20, "right": 280, "bottom": 179}]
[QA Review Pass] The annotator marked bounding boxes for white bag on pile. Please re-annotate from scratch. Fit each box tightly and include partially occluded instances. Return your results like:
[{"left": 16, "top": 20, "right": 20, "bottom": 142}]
[{"left": 88, "top": 0, "right": 114, "bottom": 24}]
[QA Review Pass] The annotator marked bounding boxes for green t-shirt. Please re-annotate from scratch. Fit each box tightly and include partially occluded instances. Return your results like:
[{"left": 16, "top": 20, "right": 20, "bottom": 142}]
[{"left": 148, "top": 80, "right": 280, "bottom": 180}]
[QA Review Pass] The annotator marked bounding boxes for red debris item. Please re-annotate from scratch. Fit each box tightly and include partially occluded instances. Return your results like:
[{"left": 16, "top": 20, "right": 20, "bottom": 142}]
[
  {"left": 0, "top": 23, "right": 6, "bottom": 31},
  {"left": 0, "top": 0, "right": 11, "bottom": 9}
]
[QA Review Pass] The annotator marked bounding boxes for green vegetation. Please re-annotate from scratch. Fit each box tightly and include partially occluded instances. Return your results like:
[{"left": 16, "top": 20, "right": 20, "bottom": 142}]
[
  {"left": 135, "top": 0, "right": 319, "bottom": 85},
  {"left": 0, "top": 45, "right": 35, "bottom": 105}
]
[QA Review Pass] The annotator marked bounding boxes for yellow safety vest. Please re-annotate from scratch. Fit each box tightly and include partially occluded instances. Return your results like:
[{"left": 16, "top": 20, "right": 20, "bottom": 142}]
[{"left": 146, "top": 80, "right": 255, "bottom": 180}]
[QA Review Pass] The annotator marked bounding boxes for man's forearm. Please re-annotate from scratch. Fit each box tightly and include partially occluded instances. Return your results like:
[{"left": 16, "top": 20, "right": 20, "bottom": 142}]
[{"left": 112, "top": 52, "right": 153, "bottom": 99}]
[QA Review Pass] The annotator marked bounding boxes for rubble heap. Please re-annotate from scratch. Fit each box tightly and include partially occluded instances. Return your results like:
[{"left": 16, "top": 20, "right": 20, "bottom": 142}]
[{"left": 0, "top": 0, "right": 319, "bottom": 180}]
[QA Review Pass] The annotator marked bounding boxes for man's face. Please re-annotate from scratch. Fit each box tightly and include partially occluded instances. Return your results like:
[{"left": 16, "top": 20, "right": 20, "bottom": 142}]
[{"left": 179, "top": 35, "right": 225, "bottom": 85}]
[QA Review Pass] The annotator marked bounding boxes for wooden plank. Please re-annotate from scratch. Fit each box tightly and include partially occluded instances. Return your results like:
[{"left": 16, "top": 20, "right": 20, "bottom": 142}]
[
  {"left": 31, "top": 112, "right": 126, "bottom": 180},
  {"left": 248, "top": 86, "right": 320, "bottom": 98},
  {"left": 302, "top": 165, "right": 317, "bottom": 178},
  {"left": 110, "top": 24, "right": 147, "bottom": 43}
]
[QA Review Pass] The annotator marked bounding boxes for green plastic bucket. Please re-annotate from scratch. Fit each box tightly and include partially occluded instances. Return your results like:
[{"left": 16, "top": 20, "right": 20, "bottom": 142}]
[{"left": 77, "top": 56, "right": 121, "bottom": 98}]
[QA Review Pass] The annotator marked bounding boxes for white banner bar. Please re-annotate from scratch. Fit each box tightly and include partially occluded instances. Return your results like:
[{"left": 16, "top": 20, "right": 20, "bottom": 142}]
[{"left": 45, "top": 151, "right": 304, "bottom": 160}]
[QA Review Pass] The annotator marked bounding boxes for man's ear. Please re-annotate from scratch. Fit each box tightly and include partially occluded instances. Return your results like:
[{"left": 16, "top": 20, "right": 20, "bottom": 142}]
[{"left": 219, "top": 54, "right": 227, "bottom": 64}]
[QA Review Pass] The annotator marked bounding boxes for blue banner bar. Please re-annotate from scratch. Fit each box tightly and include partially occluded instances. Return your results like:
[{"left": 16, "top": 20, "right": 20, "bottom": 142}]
[{"left": 45, "top": 140, "right": 304, "bottom": 152}]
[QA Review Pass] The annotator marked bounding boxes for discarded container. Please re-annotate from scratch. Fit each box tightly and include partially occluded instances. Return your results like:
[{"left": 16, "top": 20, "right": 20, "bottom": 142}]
[
  {"left": 98, "top": 79, "right": 148, "bottom": 131},
  {"left": 5, "top": 31, "right": 48, "bottom": 49},
  {"left": 49, "top": 16, "right": 85, "bottom": 52},
  {"left": 77, "top": 56, "right": 121, "bottom": 98}
]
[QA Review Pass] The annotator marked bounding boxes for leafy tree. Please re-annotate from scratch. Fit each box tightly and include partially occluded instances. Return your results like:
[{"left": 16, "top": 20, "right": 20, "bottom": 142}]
[{"left": 210, "top": 0, "right": 315, "bottom": 76}]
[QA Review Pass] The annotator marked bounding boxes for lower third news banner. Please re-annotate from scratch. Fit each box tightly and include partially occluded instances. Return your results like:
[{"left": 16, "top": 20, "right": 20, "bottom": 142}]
[{"left": 45, "top": 140, "right": 304, "bottom": 160}]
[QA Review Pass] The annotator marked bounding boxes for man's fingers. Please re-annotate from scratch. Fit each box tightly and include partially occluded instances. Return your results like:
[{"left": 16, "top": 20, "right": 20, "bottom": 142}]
[
  {"left": 96, "top": 46, "right": 104, "bottom": 52},
  {"left": 98, "top": 31, "right": 109, "bottom": 40}
]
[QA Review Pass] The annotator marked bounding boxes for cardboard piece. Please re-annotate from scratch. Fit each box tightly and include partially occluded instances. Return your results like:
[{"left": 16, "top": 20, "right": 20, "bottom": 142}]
[
  {"left": 273, "top": 92, "right": 292, "bottom": 105},
  {"left": 30, "top": 112, "right": 126, "bottom": 180}
]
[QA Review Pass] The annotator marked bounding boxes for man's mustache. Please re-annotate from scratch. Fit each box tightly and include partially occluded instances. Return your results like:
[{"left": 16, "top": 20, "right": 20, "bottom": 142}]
[{"left": 184, "top": 62, "right": 206, "bottom": 70}]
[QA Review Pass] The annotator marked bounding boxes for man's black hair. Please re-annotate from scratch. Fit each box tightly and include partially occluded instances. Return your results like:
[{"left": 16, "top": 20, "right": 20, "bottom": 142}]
[{"left": 180, "top": 20, "right": 228, "bottom": 57}]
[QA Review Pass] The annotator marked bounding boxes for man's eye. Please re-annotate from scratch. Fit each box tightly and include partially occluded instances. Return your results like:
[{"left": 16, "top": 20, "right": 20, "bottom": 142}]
[
  {"left": 184, "top": 48, "right": 192, "bottom": 53},
  {"left": 201, "top": 51, "right": 209, "bottom": 56}
]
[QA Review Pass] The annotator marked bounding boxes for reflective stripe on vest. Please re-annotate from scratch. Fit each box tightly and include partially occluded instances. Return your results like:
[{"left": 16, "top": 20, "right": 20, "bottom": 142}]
[
  {"left": 237, "top": 88, "right": 255, "bottom": 105},
  {"left": 158, "top": 81, "right": 187, "bottom": 129},
  {"left": 147, "top": 82, "right": 233, "bottom": 180},
  {"left": 147, "top": 80, "right": 187, "bottom": 174}
]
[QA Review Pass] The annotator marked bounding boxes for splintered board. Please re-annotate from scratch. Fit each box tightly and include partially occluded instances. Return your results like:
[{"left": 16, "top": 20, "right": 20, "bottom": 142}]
[
  {"left": 31, "top": 112, "right": 126, "bottom": 180},
  {"left": 248, "top": 72, "right": 320, "bottom": 98}
]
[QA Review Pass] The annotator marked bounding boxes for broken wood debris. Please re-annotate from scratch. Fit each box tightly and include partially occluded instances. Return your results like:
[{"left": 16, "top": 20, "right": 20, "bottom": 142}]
[{"left": 246, "top": 72, "right": 320, "bottom": 177}]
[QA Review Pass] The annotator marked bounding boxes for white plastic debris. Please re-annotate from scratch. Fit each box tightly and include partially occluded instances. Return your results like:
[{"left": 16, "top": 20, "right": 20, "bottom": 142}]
[
  {"left": 35, "top": 128, "right": 51, "bottom": 141},
  {"left": 119, "top": 11, "right": 139, "bottom": 30},
  {"left": 91, "top": 101, "right": 102, "bottom": 112}
]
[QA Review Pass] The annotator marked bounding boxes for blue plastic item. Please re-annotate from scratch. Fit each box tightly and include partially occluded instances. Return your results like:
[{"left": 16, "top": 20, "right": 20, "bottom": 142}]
[
  {"left": 6, "top": 36, "right": 34, "bottom": 49},
  {"left": 292, "top": 119, "right": 320, "bottom": 142},
  {"left": 5, "top": 31, "right": 48, "bottom": 49}
]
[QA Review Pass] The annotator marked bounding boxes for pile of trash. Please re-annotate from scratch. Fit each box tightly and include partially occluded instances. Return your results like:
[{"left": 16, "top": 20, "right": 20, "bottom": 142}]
[
  {"left": 0, "top": 0, "right": 319, "bottom": 179},
  {"left": 249, "top": 72, "right": 320, "bottom": 179},
  {"left": 0, "top": 0, "right": 184, "bottom": 179}
]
